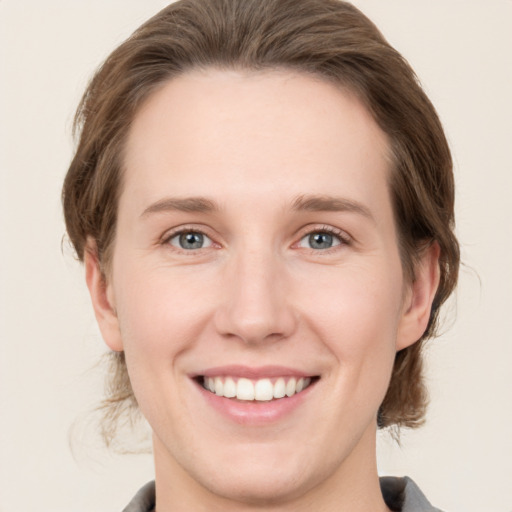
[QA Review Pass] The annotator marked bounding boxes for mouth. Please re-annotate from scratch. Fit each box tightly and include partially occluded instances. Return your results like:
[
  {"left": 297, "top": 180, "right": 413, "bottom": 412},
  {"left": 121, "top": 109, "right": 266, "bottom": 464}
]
[{"left": 197, "top": 375, "right": 319, "bottom": 402}]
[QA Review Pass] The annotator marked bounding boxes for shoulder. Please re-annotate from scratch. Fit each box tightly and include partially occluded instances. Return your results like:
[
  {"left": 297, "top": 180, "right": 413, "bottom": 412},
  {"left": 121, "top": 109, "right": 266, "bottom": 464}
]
[
  {"left": 122, "top": 481, "right": 155, "bottom": 512},
  {"left": 380, "top": 476, "right": 444, "bottom": 512},
  {"left": 124, "top": 477, "right": 443, "bottom": 512}
]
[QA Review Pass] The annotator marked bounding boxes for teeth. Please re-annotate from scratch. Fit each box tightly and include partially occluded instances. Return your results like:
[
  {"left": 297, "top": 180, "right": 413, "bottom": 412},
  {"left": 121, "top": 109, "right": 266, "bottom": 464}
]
[
  {"left": 273, "top": 377, "right": 286, "bottom": 399},
  {"left": 285, "top": 377, "right": 296, "bottom": 397},
  {"left": 223, "top": 377, "right": 236, "bottom": 398},
  {"left": 236, "top": 378, "right": 255, "bottom": 400},
  {"left": 254, "top": 379, "right": 273, "bottom": 401},
  {"left": 214, "top": 377, "right": 223, "bottom": 396},
  {"left": 203, "top": 376, "right": 313, "bottom": 401}
]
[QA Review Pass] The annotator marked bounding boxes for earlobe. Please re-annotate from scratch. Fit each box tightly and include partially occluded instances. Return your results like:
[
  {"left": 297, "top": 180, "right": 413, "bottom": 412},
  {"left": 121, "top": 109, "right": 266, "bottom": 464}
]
[
  {"left": 396, "top": 241, "right": 441, "bottom": 351},
  {"left": 84, "top": 239, "right": 124, "bottom": 352}
]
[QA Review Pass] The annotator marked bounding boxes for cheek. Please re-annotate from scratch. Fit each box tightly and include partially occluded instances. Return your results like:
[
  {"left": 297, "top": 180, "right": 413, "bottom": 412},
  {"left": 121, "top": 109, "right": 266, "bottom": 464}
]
[
  {"left": 111, "top": 265, "right": 210, "bottom": 422},
  {"left": 302, "top": 260, "right": 402, "bottom": 331},
  {"left": 297, "top": 260, "right": 403, "bottom": 375},
  {"left": 112, "top": 262, "right": 212, "bottom": 358}
]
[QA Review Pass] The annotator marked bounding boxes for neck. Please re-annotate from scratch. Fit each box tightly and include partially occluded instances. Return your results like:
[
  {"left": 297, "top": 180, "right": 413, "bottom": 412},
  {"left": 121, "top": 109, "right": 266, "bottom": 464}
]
[{"left": 152, "top": 424, "right": 391, "bottom": 512}]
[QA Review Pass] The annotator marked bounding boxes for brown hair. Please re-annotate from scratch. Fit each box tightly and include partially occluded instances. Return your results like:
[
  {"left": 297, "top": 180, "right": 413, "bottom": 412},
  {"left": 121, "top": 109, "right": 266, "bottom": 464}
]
[{"left": 63, "top": 0, "right": 459, "bottom": 442}]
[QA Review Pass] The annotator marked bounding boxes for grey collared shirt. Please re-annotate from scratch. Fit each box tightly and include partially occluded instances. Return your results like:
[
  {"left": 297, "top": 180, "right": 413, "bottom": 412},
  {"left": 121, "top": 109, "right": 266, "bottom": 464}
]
[{"left": 123, "top": 477, "right": 443, "bottom": 511}]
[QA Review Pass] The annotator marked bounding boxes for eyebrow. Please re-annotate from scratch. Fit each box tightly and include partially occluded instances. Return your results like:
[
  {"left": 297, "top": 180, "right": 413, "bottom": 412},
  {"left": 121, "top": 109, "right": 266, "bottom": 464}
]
[
  {"left": 140, "top": 193, "right": 374, "bottom": 221},
  {"left": 291, "top": 194, "right": 374, "bottom": 221},
  {"left": 141, "top": 196, "right": 219, "bottom": 217}
]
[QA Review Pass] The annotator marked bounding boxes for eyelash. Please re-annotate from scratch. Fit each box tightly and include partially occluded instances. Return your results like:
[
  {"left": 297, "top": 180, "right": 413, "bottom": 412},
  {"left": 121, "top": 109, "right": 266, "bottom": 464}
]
[
  {"left": 161, "top": 225, "right": 351, "bottom": 253},
  {"left": 296, "top": 225, "right": 351, "bottom": 253},
  {"left": 162, "top": 226, "right": 216, "bottom": 254}
]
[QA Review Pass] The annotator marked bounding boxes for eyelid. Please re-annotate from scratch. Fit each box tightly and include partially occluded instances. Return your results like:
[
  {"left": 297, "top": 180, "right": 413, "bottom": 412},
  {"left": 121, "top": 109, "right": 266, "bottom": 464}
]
[
  {"left": 159, "top": 223, "right": 352, "bottom": 252},
  {"left": 294, "top": 224, "right": 352, "bottom": 250},
  {"left": 160, "top": 224, "right": 219, "bottom": 250}
]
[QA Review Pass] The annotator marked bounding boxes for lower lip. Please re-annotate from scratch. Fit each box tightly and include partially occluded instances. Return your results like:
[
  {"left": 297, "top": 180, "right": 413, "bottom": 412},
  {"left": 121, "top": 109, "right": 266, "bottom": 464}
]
[{"left": 194, "top": 380, "right": 316, "bottom": 425}]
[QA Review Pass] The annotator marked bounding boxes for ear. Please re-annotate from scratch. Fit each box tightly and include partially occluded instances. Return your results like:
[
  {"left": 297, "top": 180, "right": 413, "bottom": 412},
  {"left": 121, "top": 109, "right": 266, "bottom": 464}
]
[
  {"left": 84, "top": 239, "right": 124, "bottom": 352},
  {"left": 396, "top": 241, "right": 441, "bottom": 351}
]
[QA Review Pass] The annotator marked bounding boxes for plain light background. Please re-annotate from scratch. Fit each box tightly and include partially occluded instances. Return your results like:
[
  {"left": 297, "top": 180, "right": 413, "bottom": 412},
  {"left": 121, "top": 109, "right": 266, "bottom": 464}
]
[{"left": 1, "top": 1, "right": 511, "bottom": 511}]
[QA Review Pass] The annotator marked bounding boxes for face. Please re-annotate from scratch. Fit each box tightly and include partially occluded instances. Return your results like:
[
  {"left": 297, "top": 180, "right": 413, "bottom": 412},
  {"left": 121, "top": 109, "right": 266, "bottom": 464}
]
[{"left": 87, "top": 69, "right": 437, "bottom": 508}]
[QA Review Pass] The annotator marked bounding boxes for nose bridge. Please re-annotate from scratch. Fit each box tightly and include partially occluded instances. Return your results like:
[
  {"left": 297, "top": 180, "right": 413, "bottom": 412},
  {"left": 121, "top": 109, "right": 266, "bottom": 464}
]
[{"left": 215, "top": 241, "right": 296, "bottom": 344}]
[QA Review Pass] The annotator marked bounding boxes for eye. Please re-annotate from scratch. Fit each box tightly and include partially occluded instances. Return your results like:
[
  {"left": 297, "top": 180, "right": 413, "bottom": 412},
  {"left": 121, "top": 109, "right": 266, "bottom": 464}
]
[
  {"left": 298, "top": 231, "right": 343, "bottom": 250},
  {"left": 168, "top": 231, "right": 213, "bottom": 250}
]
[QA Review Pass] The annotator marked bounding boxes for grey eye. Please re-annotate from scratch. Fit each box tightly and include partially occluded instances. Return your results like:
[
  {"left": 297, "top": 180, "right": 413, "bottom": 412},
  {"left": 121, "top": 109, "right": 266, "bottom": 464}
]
[
  {"left": 299, "top": 232, "right": 341, "bottom": 250},
  {"left": 169, "top": 232, "right": 212, "bottom": 250}
]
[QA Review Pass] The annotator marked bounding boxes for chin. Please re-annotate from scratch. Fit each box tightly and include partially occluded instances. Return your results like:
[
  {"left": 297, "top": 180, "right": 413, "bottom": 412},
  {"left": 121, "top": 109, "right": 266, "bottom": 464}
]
[
  {"left": 174, "top": 436, "right": 346, "bottom": 508},
  {"left": 195, "top": 460, "right": 318, "bottom": 506}
]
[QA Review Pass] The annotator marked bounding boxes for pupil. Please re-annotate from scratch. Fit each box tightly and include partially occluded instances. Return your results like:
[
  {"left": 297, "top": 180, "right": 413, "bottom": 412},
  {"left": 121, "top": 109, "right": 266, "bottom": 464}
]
[
  {"left": 180, "top": 232, "right": 203, "bottom": 249},
  {"left": 310, "top": 233, "right": 333, "bottom": 249}
]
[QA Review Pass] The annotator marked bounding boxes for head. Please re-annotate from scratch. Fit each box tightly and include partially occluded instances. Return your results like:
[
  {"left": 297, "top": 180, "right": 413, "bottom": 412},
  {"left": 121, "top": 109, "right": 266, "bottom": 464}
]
[{"left": 63, "top": 0, "right": 459, "bottom": 488}]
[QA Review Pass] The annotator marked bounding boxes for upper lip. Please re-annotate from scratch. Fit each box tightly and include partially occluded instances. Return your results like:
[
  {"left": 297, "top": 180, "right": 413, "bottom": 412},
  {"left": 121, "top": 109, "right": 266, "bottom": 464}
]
[{"left": 192, "top": 365, "right": 315, "bottom": 379}]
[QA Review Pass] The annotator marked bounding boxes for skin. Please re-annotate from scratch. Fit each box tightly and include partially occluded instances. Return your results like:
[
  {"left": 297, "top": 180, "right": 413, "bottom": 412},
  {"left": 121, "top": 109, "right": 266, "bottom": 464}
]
[{"left": 86, "top": 69, "right": 440, "bottom": 511}]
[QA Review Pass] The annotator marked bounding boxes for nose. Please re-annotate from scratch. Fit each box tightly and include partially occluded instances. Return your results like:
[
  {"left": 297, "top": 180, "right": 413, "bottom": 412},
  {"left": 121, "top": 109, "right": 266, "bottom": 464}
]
[{"left": 214, "top": 247, "right": 297, "bottom": 345}]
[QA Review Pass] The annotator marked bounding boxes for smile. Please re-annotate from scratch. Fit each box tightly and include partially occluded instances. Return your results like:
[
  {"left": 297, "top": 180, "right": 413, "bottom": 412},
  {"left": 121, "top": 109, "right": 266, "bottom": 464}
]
[{"left": 202, "top": 376, "right": 314, "bottom": 401}]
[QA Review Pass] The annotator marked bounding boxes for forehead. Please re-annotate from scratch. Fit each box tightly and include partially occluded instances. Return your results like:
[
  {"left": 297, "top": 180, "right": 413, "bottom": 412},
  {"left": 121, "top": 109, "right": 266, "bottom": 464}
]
[{"left": 122, "top": 69, "right": 392, "bottom": 210}]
